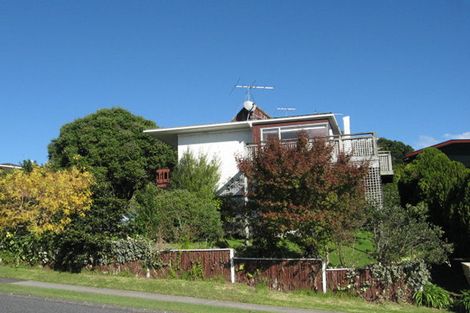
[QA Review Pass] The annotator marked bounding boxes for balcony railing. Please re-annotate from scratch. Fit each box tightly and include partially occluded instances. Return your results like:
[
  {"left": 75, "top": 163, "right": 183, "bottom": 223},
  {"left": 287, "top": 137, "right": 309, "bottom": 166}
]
[
  {"left": 378, "top": 151, "right": 393, "bottom": 175},
  {"left": 247, "top": 132, "right": 378, "bottom": 159},
  {"left": 331, "top": 133, "right": 378, "bottom": 158},
  {"left": 247, "top": 133, "right": 393, "bottom": 177}
]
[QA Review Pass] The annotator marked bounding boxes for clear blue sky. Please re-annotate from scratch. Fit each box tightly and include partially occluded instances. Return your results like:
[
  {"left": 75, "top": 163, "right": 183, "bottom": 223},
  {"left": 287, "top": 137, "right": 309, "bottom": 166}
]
[{"left": 1, "top": 0, "right": 469, "bottom": 164}]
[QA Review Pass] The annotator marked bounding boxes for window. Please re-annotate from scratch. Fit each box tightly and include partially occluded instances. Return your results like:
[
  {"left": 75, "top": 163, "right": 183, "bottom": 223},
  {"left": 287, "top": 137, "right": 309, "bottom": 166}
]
[{"left": 261, "top": 124, "right": 328, "bottom": 141}]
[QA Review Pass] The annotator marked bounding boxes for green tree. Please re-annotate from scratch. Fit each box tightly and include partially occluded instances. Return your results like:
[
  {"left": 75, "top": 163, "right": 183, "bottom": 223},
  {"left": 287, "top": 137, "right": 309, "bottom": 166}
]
[
  {"left": 371, "top": 202, "right": 452, "bottom": 265},
  {"left": 399, "top": 148, "right": 470, "bottom": 256},
  {"left": 377, "top": 137, "right": 414, "bottom": 165},
  {"left": 130, "top": 185, "right": 222, "bottom": 243},
  {"left": 48, "top": 108, "right": 176, "bottom": 236},
  {"left": 170, "top": 150, "right": 220, "bottom": 198},
  {"left": 237, "top": 134, "right": 369, "bottom": 259}
]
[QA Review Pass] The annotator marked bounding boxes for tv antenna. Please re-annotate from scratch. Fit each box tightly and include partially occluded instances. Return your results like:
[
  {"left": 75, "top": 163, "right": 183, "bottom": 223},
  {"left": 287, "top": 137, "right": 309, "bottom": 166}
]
[
  {"left": 277, "top": 107, "right": 296, "bottom": 116},
  {"left": 235, "top": 83, "right": 275, "bottom": 102}
]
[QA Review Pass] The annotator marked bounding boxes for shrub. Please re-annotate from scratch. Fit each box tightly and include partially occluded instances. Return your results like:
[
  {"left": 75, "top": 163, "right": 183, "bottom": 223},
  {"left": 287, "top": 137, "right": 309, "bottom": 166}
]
[
  {"left": 364, "top": 261, "right": 431, "bottom": 302},
  {"left": 170, "top": 150, "right": 220, "bottom": 198},
  {"left": 457, "top": 290, "right": 470, "bottom": 313},
  {"left": 130, "top": 187, "right": 222, "bottom": 243},
  {"left": 0, "top": 231, "right": 55, "bottom": 266},
  {"left": 413, "top": 283, "right": 452, "bottom": 309},
  {"left": 399, "top": 148, "right": 470, "bottom": 256},
  {"left": 0, "top": 166, "right": 93, "bottom": 235},
  {"left": 371, "top": 202, "right": 452, "bottom": 265},
  {"left": 53, "top": 230, "right": 110, "bottom": 272},
  {"left": 101, "top": 237, "right": 158, "bottom": 268}
]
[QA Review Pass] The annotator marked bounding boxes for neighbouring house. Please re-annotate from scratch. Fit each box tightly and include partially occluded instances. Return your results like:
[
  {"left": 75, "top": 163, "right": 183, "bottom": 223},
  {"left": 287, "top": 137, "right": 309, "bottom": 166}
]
[
  {"left": 0, "top": 163, "right": 22, "bottom": 171},
  {"left": 404, "top": 139, "right": 470, "bottom": 168},
  {"left": 144, "top": 104, "right": 393, "bottom": 208}
]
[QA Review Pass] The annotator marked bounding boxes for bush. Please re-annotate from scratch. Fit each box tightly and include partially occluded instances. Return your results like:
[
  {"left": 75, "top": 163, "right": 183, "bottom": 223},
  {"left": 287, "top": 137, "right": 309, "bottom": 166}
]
[
  {"left": 371, "top": 202, "right": 452, "bottom": 265},
  {"left": 101, "top": 237, "right": 158, "bottom": 268},
  {"left": 53, "top": 230, "right": 110, "bottom": 272},
  {"left": 0, "top": 231, "right": 54, "bottom": 266},
  {"left": 457, "top": 290, "right": 470, "bottom": 313},
  {"left": 367, "top": 261, "right": 430, "bottom": 302},
  {"left": 170, "top": 150, "right": 220, "bottom": 198},
  {"left": 413, "top": 283, "right": 452, "bottom": 309},
  {"left": 130, "top": 186, "right": 222, "bottom": 243},
  {"left": 399, "top": 148, "right": 470, "bottom": 256}
]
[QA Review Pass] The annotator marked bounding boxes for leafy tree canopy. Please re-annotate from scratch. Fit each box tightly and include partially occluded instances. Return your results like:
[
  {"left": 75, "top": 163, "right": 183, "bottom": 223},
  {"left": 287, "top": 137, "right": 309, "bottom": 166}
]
[
  {"left": 170, "top": 150, "right": 220, "bottom": 198},
  {"left": 48, "top": 108, "right": 176, "bottom": 236},
  {"left": 0, "top": 166, "right": 93, "bottom": 235},
  {"left": 377, "top": 137, "right": 414, "bottom": 165},
  {"left": 48, "top": 108, "right": 176, "bottom": 199},
  {"left": 399, "top": 148, "right": 470, "bottom": 257},
  {"left": 237, "top": 134, "right": 369, "bottom": 259},
  {"left": 130, "top": 184, "right": 222, "bottom": 243},
  {"left": 371, "top": 201, "right": 452, "bottom": 265}
]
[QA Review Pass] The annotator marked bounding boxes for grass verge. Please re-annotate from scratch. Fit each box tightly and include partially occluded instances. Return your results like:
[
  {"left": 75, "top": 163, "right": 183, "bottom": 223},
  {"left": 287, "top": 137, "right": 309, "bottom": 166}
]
[{"left": 0, "top": 265, "right": 450, "bottom": 313}]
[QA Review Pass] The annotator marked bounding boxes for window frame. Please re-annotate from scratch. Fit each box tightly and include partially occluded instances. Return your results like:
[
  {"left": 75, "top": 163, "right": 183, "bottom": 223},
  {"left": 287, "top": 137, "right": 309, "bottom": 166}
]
[{"left": 260, "top": 123, "right": 330, "bottom": 142}]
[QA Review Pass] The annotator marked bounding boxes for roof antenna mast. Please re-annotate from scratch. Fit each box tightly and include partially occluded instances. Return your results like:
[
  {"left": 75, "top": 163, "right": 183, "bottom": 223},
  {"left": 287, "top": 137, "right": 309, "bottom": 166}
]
[
  {"left": 235, "top": 83, "right": 275, "bottom": 101},
  {"left": 276, "top": 107, "right": 296, "bottom": 116},
  {"left": 235, "top": 83, "right": 275, "bottom": 120}
]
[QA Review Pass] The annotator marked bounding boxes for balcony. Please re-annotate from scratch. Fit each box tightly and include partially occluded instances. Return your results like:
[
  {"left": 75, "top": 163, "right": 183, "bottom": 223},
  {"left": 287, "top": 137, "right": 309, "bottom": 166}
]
[
  {"left": 246, "top": 133, "right": 393, "bottom": 176},
  {"left": 248, "top": 132, "right": 377, "bottom": 157}
]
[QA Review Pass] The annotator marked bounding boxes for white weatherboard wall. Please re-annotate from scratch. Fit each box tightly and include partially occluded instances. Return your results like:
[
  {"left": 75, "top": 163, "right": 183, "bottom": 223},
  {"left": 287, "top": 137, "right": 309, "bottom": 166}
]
[{"left": 177, "top": 129, "right": 252, "bottom": 190}]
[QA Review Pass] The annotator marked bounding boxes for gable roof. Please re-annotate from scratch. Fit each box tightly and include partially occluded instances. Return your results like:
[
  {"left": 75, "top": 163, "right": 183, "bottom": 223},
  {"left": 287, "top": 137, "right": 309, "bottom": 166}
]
[
  {"left": 404, "top": 139, "right": 470, "bottom": 159},
  {"left": 0, "top": 163, "right": 22, "bottom": 170}
]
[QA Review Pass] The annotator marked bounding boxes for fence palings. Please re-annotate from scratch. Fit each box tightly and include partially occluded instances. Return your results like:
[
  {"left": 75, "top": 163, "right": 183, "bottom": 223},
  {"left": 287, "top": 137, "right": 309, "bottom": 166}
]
[{"left": 234, "top": 257, "right": 323, "bottom": 291}]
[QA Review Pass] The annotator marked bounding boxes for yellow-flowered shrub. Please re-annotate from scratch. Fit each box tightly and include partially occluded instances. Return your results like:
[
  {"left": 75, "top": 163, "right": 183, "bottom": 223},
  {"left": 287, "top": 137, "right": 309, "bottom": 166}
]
[{"left": 0, "top": 166, "right": 93, "bottom": 235}]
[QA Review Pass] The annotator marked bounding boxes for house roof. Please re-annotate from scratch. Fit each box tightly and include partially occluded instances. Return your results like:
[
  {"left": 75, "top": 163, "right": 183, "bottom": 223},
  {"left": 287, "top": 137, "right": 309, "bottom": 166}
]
[
  {"left": 144, "top": 112, "right": 341, "bottom": 146},
  {"left": 0, "top": 163, "right": 22, "bottom": 170},
  {"left": 404, "top": 139, "right": 470, "bottom": 159}
]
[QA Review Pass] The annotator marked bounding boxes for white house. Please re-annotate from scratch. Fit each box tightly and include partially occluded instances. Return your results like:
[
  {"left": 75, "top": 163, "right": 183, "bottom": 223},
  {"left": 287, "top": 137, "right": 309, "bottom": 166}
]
[
  {"left": 144, "top": 105, "right": 393, "bottom": 206},
  {"left": 0, "top": 163, "right": 22, "bottom": 171}
]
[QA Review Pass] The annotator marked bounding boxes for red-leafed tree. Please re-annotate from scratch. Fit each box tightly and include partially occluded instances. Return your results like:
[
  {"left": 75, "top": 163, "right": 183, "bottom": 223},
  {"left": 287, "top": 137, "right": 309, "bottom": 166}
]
[{"left": 237, "top": 133, "right": 369, "bottom": 260}]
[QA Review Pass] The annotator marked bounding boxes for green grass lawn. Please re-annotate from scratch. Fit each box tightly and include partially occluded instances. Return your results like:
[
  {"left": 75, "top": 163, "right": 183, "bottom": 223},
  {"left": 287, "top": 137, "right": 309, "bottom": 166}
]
[
  {"left": 0, "top": 265, "right": 450, "bottom": 313},
  {"left": 328, "top": 231, "right": 376, "bottom": 268},
  {"left": 154, "top": 231, "right": 377, "bottom": 269}
]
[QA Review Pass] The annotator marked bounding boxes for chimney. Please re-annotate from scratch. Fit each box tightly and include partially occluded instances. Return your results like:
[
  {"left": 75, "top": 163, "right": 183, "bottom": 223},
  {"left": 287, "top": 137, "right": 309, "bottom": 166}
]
[{"left": 342, "top": 116, "right": 351, "bottom": 135}]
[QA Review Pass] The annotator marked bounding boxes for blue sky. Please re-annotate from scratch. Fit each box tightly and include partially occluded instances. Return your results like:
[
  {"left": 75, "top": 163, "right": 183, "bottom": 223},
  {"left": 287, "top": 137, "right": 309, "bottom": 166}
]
[{"left": 1, "top": 0, "right": 469, "bottom": 164}]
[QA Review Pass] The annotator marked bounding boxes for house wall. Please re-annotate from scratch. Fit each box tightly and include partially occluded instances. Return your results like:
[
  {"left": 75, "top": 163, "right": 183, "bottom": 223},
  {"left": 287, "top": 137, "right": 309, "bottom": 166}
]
[{"left": 177, "top": 128, "right": 252, "bottom": 190}]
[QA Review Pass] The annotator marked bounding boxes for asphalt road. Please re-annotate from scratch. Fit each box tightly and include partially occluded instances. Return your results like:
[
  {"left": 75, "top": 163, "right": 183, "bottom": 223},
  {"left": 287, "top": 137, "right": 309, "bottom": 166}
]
[{"left": 0, "top": 293, "right": 161, "bottom": 313}]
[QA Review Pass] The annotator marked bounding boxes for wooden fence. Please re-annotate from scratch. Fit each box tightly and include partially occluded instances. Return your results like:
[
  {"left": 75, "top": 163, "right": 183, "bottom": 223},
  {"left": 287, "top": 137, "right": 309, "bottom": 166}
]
[
  {"left": 234, "top": 257, "right": 323, "bottom": 291},
  {"left": 94, "top": 248, "right": 396, "bottom": 299},
  {"left": 154, "top": 249, "right": 234, "bottom": 282}
]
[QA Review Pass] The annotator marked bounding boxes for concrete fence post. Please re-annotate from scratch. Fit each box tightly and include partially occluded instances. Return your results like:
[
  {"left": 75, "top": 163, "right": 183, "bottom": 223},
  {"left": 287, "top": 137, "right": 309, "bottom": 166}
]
[
  {"left": 322, "top": 260, "right": 327, "bottom": 294},
  {"left": 229, "top": 248, "right": 236, "bottom": 283}
]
